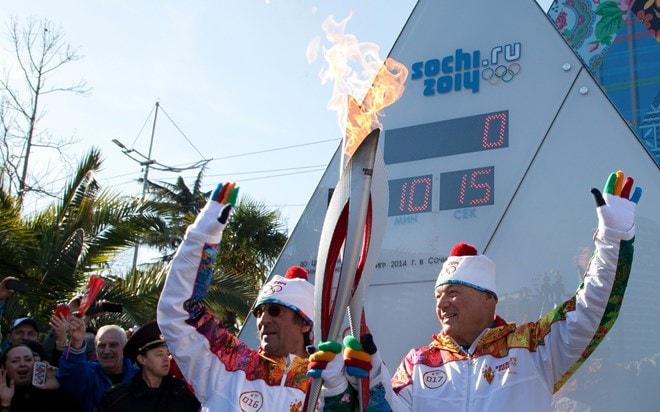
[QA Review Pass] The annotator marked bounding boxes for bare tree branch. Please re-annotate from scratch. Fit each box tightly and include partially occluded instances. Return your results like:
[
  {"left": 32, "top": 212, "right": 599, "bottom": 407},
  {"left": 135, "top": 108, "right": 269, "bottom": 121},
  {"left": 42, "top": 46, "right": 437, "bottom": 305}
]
[{"left": 0, "top": 16, "right": 90, "bottom": 205}]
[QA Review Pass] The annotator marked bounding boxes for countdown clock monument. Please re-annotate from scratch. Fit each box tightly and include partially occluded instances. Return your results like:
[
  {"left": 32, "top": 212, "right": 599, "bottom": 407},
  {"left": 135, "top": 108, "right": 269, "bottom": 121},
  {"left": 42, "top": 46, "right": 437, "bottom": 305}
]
[{"left": 240, "top": 1, "right": 660, "bottom": 408}]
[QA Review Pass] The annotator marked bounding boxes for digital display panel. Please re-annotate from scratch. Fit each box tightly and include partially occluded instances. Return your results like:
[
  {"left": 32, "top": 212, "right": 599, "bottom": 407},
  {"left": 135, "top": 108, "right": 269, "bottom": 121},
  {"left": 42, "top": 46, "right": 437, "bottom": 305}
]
[
  {"left": 384, "top": 110, "right": 508, "bottom": 164},
  {"left": 388, "top": 174, "right": 433, "bottom": 216},
  {"left": 439, "top": 166, "right": 494, "bottom": 210}
]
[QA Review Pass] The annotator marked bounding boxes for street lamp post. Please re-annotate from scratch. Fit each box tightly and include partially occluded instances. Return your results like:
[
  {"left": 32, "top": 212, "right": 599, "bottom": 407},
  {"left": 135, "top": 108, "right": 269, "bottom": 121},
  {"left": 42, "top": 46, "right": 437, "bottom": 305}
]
[
  {"left": 112, "top": 102, "right": 160, "bottom": 272},
  {"left": 113, "top": 101, "right": 211, "bottom": 272}
]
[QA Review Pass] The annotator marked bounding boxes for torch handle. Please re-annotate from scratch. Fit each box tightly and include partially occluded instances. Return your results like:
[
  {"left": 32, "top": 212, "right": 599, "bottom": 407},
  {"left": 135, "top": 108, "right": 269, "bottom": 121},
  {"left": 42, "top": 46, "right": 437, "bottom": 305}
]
[{"left": 305, "top": 130, "right": 380, "bottom": 412}]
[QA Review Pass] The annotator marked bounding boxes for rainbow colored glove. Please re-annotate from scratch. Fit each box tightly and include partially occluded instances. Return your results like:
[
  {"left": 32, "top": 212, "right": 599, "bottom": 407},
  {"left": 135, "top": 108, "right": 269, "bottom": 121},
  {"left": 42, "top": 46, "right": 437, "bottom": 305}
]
[
  {"left": 343, "top": 335, "right": 373, "bottom": 378},
  {"left": 189, "top": 182, "right": 239, "bottom": 235},
  {"left": 307, "top": 340, "right": 347, "bottom": 396},
  {"left": 185, "top": 182, "right": 239, "bottom": 310},
  {"left": 211, "top": 182, "right": 239, "bottom": 224},
  {"left": 590, "top": 171, "right": 641, "bottom": 233},
  {"left": 344, "top": 334, "right": 393, "bottom": 410}
]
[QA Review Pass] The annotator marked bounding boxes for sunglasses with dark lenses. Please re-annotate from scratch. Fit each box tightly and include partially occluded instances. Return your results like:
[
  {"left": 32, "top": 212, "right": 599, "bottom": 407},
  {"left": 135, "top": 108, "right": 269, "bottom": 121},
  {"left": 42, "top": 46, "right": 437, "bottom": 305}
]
[{"left": 252, "top": 304, "right": 282, "bottom": 318}]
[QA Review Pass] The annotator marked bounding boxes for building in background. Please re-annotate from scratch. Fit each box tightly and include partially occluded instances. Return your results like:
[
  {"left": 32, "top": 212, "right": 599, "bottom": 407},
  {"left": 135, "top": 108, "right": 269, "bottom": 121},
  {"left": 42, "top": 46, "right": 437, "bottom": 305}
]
[{"left": 548, "top": 0, "right": 660, "bottom": 165}]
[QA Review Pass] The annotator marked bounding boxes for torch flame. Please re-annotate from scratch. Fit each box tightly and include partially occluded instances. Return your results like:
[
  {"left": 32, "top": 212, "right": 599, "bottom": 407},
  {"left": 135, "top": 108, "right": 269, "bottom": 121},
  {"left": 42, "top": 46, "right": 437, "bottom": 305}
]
[
  {"left": 344, "top": 57, "right": 407, "bottom": 159},
  {"left": 311, "top": 13, "right": 408, "bottom": 165}
]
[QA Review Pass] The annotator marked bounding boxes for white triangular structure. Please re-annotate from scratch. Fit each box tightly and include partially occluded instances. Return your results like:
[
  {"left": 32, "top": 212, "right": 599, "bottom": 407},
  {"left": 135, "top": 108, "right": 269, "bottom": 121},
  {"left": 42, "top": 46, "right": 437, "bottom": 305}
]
[{"left": 240, "top": 0, "right": 660, "bottom": 408}]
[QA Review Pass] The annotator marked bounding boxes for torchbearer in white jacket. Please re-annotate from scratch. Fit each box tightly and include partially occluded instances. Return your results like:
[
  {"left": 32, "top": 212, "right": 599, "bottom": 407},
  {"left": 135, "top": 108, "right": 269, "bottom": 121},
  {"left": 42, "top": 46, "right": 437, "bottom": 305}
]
[
  {"left": 157, "top": 182, "right": 353, "bottom": 411},
  {"left": 386, "top": 170, "right": 642, "bottom": 411}
]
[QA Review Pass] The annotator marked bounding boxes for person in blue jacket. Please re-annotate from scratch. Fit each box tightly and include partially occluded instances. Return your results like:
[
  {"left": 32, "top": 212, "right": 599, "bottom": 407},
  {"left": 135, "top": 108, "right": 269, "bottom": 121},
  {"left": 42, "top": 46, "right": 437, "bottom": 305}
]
[{"left": 56, "top": 316, "right": 138, "bottom": 412}]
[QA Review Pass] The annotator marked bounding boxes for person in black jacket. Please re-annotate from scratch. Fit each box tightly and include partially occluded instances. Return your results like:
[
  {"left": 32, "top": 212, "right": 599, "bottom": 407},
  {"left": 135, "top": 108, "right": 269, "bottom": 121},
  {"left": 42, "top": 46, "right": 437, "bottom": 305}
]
[{"left": 95, "top": 321, "right": 199, "bottom": 412}]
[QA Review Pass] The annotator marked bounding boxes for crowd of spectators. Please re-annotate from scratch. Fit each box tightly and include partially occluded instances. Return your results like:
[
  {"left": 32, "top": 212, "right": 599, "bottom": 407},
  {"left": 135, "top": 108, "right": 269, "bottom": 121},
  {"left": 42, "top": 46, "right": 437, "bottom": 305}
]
[{"left": 0, "top": 276, "right": 199, "bottom": 412}]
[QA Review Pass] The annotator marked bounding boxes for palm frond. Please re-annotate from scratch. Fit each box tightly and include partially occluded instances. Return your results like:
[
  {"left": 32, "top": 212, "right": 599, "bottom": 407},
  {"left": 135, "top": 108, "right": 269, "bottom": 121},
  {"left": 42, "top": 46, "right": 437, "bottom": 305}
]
[
  {"left": 85, "top": 263, "right": 169, "bottom": 330},
  {"left": 205, "top": 267, "right": 258, "bottom": 321},
  {"left": 56, "top": 148, "right": 103, "bottom": 227}
]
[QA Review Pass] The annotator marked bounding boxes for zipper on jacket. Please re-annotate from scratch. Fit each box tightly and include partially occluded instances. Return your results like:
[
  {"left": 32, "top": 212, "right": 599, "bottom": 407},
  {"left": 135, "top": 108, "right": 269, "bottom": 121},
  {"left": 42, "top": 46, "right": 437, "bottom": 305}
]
[
  {"left": 281, "top": 355, "right": 292, "bottom": 387},
  {"left": 272, "top": 355, "right": 293, "bottom": 409},
  {"left": 465, "top": 352, "right": 473, "bottom": 412}
]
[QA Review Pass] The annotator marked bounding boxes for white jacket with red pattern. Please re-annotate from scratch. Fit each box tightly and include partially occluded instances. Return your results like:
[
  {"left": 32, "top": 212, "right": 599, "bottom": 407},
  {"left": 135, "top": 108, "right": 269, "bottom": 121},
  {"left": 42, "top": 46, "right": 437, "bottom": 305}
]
[{"left": 390, "top": 225, "right": 635, "bottom": 412}]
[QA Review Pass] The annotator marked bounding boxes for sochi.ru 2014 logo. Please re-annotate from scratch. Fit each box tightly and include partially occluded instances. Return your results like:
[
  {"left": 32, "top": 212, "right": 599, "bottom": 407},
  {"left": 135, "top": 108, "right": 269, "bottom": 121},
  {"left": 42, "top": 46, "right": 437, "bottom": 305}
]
[{"left": 410, "top": 42, "right": 521, "bottom": 96}]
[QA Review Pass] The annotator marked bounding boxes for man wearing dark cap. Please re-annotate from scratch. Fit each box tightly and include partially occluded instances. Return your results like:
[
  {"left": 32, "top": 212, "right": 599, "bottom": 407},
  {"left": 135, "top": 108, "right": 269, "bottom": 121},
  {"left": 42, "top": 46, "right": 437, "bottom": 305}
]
[
  {"left": 384, "top": 171, "right": 643, "bottom": 411},
  {"left": 0, "top": 316, "right": 41, "bottom": 358},
  {"left": 96, "top": 321, "right": 199, "bottom": 412},
  {"left": 7, "top": 317, "right": 39, "bottom": 345},
  {"left": 157, "top": 182, "right": 350, "bottom": 410}
]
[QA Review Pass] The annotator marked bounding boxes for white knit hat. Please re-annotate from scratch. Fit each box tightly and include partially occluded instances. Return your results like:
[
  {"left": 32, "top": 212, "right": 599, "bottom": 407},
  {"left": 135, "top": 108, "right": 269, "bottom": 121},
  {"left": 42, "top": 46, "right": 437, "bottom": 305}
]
[
  {"left": 255, "top": 266, "right": 314, "bottom": 325},
  {"left": 435, "top": 242, "right": 497, "bottom": 298}
]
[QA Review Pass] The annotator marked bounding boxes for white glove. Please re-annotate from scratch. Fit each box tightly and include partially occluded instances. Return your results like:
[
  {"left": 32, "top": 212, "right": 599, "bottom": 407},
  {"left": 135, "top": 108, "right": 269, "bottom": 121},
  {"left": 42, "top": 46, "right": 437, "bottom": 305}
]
[
  {"left": 591, "top": 171, "right": 641, "bottom": 233},
  {"left": 188, "top": 182, "right": 238, "bottom": 235}
]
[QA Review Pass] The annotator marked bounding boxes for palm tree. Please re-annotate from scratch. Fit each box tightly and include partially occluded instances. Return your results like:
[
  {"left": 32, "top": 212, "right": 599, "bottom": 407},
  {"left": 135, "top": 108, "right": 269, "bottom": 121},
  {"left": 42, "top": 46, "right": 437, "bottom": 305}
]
[
  {"left": 143, "top": 176, "right": 288, "bottom": 331},
  {"left": 217, "top": 194, "right": 288, "bottom": 289},
  {"left": 84, "top": 262, "right": 169, "bottom": 331},
  {"left": 209, "top": 194, "right": 288, "bottom": 332},
  {"left": 0, "top": 147, "right": 169, "bottom": 334},
  {"left": 141, "top": 167, "right": 209, "bottom": 260},
  {"left": 1, "top": 153, "right": 288, "bottom": 337}
]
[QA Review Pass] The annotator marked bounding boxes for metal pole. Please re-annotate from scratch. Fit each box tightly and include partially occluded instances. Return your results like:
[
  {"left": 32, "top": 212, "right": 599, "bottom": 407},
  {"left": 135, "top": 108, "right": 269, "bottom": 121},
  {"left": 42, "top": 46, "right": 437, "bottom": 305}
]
[
  {"left": 142, "top": 101, "right": 159, "bottom": 196},
  {"left": 131, "top": 101, "right": 159, "bottom": 271}
]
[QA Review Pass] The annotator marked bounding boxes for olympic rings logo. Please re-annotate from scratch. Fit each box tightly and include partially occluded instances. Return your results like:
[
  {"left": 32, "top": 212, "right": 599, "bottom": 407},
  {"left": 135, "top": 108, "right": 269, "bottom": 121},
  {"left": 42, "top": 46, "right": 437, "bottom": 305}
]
[
  {"left": 481, "top": 63, "right": 521, "bottom": 84},
  {"left": 262, "top": 284, "right": 283, "bottom": 296},
  {"left": 441, "top": 260, "right": 459, "bottom": 276}
]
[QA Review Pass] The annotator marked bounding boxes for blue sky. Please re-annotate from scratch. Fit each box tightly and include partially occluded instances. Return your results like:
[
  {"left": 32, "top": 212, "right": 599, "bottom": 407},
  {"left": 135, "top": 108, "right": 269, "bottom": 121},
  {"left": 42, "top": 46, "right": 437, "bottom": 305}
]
[{"left": 1, "top": 1, "right": 552, "bottom": 234}]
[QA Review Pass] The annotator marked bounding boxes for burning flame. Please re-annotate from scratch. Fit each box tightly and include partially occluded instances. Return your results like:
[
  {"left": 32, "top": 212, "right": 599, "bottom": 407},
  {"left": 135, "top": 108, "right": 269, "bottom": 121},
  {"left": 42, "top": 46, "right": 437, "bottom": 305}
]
[
  {"left": 309, "top": 12, "right": 408, "bottom": 164},
  {"left": 345, "top": 58, "right": 407, "bottom": 159}
]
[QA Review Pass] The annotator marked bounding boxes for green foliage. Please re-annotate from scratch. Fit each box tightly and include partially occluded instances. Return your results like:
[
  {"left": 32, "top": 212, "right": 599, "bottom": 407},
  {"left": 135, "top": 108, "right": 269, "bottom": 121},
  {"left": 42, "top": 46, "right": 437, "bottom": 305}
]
[
  {"left": 142, "top": 167, "right": 210, "bottom": 259},
  {"left": 84, "top": 263, "right": 170, "bottom": 331},
  {"left": 218, "top": 194, "right": 288, "bottom": 290},
  {"left": 143, "top": 173, "right": 288, "bottom": 325},
  {"left": 0, "top": 150, "right": 288, "bottom": 340},
  {"left": 0, "top": 148, "right": 169, "bottom": 335}
]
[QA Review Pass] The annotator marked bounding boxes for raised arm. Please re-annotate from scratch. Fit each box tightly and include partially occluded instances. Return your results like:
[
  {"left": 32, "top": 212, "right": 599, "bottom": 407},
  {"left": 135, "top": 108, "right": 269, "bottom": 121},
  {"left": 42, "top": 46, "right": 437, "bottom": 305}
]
[
  {"left": 539, "top": 171, "right": 642, "bottom": 391},
  {"left": 156, "top": 182, "right": 239, "bottom": 403}
]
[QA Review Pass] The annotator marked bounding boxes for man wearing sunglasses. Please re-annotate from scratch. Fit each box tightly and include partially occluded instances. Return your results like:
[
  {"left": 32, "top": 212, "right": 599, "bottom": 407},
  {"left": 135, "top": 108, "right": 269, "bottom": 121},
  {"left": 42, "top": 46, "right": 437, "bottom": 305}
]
[
  {"left": 157, "top": 182, "right": 348, "bottom": 411},
  {"left": 251, "top": 266, "right": 315, "bottom": 360}
]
